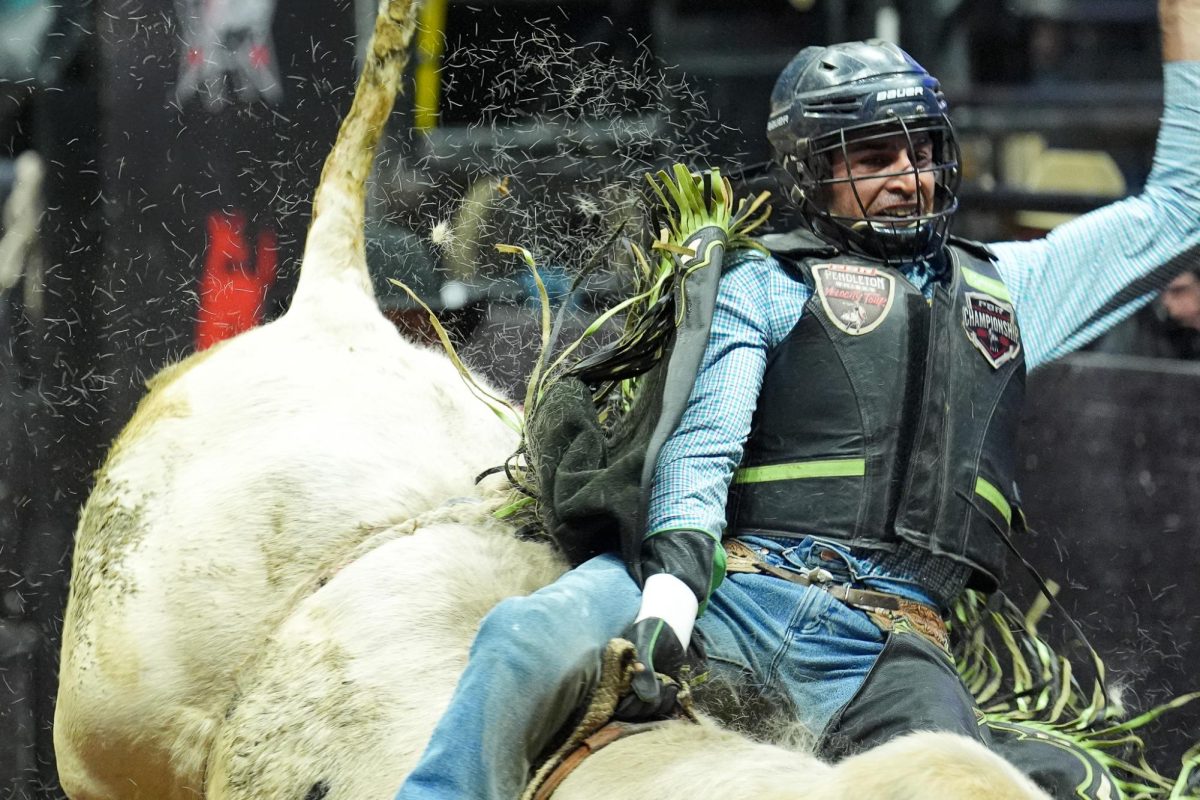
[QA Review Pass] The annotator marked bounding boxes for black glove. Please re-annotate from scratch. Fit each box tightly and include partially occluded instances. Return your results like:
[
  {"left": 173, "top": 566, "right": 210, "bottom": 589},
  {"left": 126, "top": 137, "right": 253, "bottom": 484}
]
[{"left": 614, "top": 617, "right": 687, "bottom": 721}]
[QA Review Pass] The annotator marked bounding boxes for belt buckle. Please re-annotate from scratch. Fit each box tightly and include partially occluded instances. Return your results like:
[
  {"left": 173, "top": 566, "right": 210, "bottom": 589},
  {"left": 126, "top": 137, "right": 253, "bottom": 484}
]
[{"left": 868, "top": 602, "right": 951, "bottom": 655}]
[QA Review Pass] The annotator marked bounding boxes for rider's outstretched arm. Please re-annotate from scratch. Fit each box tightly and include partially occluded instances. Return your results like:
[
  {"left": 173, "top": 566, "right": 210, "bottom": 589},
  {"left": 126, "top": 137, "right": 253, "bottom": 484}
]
[{"left": 990, "top": 0, "right": 1200, "bottom": 367}]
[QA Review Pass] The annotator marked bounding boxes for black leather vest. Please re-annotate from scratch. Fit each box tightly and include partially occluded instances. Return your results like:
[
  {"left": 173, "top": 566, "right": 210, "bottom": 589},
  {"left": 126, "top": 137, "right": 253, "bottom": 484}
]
[{"left": 726, "top": 237, "right": 1026, "bottom": 589}]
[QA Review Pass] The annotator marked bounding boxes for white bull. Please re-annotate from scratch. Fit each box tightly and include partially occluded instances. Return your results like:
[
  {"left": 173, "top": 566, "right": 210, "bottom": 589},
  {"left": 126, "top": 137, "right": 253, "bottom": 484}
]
[
  {"left": 53, "top": 2, "right": 517, "bottom": 798},
  {"left": 202, "top": 486, "right": 1052, "bottom": 800}
]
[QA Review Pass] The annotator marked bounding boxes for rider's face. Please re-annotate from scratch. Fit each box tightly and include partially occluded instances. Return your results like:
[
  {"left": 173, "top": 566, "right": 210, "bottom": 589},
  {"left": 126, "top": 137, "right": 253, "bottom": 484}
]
[{"left": 826, "top": 131, "right": 936, "bottom": 221}]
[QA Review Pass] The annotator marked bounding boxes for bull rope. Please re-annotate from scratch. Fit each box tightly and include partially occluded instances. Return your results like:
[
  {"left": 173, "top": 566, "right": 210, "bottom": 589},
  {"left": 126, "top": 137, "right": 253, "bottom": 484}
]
[{"left": 520, "top": 638, "right": 700, "bottom": 800}]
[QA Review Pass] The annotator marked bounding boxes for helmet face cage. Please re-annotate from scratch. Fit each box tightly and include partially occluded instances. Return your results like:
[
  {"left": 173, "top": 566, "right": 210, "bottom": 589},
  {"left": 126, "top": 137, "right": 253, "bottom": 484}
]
[{"left": 789, "top": 114, "right": 961, "bottom": 265}]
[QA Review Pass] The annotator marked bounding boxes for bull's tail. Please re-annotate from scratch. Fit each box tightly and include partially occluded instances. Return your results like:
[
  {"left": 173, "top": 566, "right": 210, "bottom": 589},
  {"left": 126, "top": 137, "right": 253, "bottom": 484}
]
[{"left": 291, "top": 0, "right": 423, "bottom": 307}]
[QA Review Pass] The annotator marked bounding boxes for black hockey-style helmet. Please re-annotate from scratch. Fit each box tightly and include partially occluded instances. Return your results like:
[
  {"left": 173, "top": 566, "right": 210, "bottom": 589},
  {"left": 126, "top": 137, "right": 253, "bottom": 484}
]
[{"left": 767, "top": 41, "right": 961, "bottom": 264}]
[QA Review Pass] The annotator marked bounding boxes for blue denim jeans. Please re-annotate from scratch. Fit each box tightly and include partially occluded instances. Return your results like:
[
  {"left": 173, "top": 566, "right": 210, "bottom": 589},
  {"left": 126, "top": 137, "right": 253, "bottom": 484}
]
[
  {"left": 696, "top": 535, "right": 891, "bottom": 734},
  {"left": 395, "top": 537, "right": 921, "bottom": 800}
]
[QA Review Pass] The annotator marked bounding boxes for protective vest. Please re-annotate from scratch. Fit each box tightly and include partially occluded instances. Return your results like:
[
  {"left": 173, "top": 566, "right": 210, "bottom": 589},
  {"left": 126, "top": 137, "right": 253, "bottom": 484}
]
[{"left": 726, "top": 234, "right": 1026, "bottom": 590}]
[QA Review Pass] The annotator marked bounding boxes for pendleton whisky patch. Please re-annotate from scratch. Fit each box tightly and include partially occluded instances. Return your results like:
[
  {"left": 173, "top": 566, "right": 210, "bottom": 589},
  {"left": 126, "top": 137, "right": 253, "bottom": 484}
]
[{"left": 812, "top": 263, "right": 896, "bottom": 336}]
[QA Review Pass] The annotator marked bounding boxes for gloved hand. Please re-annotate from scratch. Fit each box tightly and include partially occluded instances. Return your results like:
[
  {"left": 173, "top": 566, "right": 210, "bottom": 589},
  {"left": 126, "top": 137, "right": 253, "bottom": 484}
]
[{"left": 614, "top": 616, "right": 687, "bottom": 721}]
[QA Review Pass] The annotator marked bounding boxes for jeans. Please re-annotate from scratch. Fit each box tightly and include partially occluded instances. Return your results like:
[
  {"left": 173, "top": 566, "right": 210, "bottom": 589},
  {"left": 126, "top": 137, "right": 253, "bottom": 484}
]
[
  {"left": 394, "top": 537, "right": 913, "bottom": 800},
  {"left": 693, "top": 535, "right": 890, "bottom": 735}
]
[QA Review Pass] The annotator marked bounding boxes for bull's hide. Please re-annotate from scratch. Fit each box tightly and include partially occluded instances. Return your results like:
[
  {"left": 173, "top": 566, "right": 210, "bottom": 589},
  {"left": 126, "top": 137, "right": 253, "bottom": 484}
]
[
  {"left": 51, "top": 2, "right": 521, "bottom": 796},
  {"left": 205, "top": 495, "right": 568, "bottom": 799},
  {"left": 52, "top": 286, "right": 519, "bottom": 800}
]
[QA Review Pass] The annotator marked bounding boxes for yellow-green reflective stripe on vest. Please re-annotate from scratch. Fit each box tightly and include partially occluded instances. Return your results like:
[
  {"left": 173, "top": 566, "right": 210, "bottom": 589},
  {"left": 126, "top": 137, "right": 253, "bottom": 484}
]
[
  {"left": 733, "top": 457, "right": 866, "bottom": 484},
  {"left": 974, "top": 476, "right": 1012, "bottom": 525},
  {"left": 961, "top": 266, "right": 1012, "bottom": 303}
]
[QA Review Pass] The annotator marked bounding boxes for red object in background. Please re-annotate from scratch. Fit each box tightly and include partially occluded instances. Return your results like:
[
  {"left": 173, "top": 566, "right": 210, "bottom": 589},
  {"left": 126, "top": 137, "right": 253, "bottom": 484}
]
[{"left": 195, "top": 210, "right": 278, "bottom": 350}]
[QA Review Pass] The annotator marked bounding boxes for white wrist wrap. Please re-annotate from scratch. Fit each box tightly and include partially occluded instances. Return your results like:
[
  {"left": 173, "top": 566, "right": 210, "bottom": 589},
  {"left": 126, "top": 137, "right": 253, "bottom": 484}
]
[{"left": 635, "top": 573, "right": 699, "bottom": 649}]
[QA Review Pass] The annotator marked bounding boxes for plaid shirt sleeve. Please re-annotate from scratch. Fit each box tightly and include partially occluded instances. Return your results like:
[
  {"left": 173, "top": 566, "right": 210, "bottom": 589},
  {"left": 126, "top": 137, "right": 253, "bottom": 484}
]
[
  {"left": 990, "top": 62, "right": 1200, "bottom": 370},
  {"left": 645, "top": 251, "right": 808, "bottom": 541}
]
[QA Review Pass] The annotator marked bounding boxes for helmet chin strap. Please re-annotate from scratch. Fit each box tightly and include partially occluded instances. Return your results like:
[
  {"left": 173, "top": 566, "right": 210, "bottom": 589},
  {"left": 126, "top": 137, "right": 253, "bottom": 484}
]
[{"left": 844, "top": 217, "right": 935, "bottom": 265}]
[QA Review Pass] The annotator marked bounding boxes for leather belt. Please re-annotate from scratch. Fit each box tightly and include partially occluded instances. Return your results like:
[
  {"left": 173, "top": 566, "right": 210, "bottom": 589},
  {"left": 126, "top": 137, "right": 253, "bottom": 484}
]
[{"left": 723, "top": 538, "right": 950, "bottom": 653}]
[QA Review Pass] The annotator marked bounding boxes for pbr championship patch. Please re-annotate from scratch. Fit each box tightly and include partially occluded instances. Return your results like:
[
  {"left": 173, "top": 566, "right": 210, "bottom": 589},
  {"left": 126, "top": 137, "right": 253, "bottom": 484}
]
[
  {"left": 962, "top": 291, "right": 1021, "bottom": 368},
  {"left": 812, "top": 263, "right": 896, "bottom": 336}
]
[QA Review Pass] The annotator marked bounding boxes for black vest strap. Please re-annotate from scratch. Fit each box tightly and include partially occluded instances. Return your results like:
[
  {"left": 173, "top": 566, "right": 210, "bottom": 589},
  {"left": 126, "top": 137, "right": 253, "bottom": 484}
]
[{"left": 754, "top": 228, "right": 839, "bottom": 259}]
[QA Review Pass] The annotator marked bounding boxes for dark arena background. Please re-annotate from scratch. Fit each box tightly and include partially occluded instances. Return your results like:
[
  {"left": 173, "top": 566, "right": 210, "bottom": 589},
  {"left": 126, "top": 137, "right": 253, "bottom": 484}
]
[{"left": 0, "top": 0, "right": 1196, "bottom": 796}]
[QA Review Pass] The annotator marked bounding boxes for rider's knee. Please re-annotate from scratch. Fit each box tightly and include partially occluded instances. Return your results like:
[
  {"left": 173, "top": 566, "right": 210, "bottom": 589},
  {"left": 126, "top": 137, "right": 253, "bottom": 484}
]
[{"left": 471, "top": 594, "right": 583, "bottom": 668}]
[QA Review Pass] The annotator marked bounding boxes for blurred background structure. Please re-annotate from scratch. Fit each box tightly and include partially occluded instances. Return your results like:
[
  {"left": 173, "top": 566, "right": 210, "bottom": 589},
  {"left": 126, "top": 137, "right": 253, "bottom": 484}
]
[{"left": 0, "top": 0, "right": 1196, "bottom": 796}]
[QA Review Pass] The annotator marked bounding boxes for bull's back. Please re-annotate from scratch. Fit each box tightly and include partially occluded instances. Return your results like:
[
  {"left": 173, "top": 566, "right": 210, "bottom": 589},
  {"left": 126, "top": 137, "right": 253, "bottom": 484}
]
[{"left": 205, "top": 509, "right": 568, "bottom": 800}]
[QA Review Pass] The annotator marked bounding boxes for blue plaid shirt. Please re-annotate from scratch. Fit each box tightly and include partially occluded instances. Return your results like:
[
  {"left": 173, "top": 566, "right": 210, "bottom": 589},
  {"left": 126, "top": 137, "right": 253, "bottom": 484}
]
[{"left": 646, "top": 63, "right": 1200, "bottom": 599}]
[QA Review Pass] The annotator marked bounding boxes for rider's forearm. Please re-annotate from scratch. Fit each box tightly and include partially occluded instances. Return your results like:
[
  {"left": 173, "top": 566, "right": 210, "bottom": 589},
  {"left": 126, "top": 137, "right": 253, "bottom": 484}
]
[
  {"left": 634, "top": 528, "right": 727, "bottom": 648},
  {"left": 1162, "top": 0, "right": 1200, "bottom": 62},
  {"left": 989, "top": 57, "right": 1200, "bottom": 364},
  {"left": 645, "top": 259, "right": 771, "bottom": 539}
]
